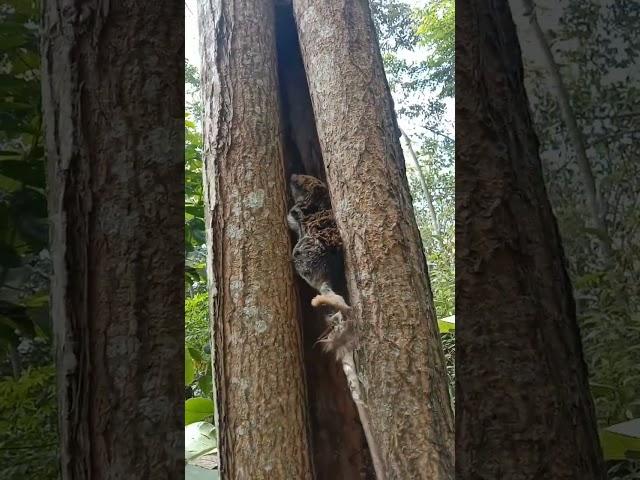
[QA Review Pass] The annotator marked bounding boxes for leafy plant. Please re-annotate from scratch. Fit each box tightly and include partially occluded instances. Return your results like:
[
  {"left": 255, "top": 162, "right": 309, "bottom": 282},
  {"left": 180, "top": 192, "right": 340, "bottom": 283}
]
[
  {"left": 0, "top": 0, "right": 50, "bottom": 365},
  {"left": 0, "top": 365, "right": 58, "bottom": 478},
  {"left": 0, "top": 2, "right": 57, "bottom": 476},
  {"left": 185, "top": 397, "right": 215, "bottom": 425}
]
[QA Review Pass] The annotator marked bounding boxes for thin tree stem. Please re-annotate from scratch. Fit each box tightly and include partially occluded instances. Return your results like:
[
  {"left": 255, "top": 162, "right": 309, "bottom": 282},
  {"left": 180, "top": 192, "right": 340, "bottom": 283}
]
[
  {"left": 400, "top": 128, "right": 441, "bottom": 236},
  {"left": 521, "top": 0, "right": 614, "bottom": 263}
]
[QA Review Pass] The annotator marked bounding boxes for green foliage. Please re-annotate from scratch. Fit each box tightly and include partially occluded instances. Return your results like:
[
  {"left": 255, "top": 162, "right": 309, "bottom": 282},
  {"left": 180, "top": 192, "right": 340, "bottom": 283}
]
[
  {"left": 0, "top": 365, "right": 58, "bottom": 478},
  {"left": 185, "top": 112, "right": 206, "bottom": 284},
  {"left": 0, "top": 0, "right": 50, "bottom": 358},
  {"left": 185, "top": 397, "right": 215, "bottom": 425},
  {"left": 440, "top": 330, "right": 455, "bottom": 408},
  {"left": 416, "top": 0, "right": 454, "bottom": 98},
  {"left": 185, "top": 292, "right": 213, "bottom": 401},
  {"left": 186, "top": 293, "right": 209, "bottom": 355},
  {"left": 0, "top": 2, "right": 57, "bottom": 475},
  {"left": 184, "top": 63, "right": 213, "bottom": 418},
  {"left": 370, "top": 0, "right": 419, "bottom": 53},
  {"left": 186, "top": 347, "right": 195, "bottom": 386},
  {"left": 185, "top": 62, "right": 207, "bottom": 293}
]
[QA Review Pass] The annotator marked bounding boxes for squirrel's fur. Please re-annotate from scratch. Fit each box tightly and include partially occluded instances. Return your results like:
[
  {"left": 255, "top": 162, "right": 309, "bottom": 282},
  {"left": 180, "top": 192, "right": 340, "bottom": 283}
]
[
  {"left": 287, "top": 174, "right": 349, "bottom": 313},
  {"left": 287, "top": 175, "right": 385, "bottom": 479}
]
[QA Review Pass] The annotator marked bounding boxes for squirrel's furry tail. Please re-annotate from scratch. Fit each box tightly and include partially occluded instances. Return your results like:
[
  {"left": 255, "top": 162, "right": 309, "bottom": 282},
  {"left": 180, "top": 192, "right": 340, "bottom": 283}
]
[
  {"left": 311, "top": 294, "right": 356, "bottom": 360},
  {"left": 315, "top": 312, "right": 357, "bottom": 360},
  {"left": 311, "top": 292, "right": 351, "bottom": 312}
]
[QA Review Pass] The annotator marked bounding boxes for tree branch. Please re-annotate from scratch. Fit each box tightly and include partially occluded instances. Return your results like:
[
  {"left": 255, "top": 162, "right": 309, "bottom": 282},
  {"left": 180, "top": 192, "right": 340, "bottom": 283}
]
[
  {"left": 400, "top": 128, "right": 441, "bottom": 236},
  {"left": 521, "top": 0, "right": 614, "bottom": 264}
]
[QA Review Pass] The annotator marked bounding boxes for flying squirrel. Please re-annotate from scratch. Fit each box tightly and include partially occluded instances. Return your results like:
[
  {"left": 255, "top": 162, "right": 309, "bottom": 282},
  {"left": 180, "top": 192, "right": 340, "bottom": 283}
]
[{"left": 286, "top": 174, "right": 356, "bottom": 358}]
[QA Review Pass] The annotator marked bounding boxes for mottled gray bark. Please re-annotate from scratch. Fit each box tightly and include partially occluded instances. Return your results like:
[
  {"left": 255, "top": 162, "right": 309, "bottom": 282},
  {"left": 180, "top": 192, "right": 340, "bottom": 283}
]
[
  {"left": 456, "top": 0, "right": 606, "bottom": 478},
  {"left": 292, "top": 0, "right": 455, "bottom": 478},
  {"left": 41, "top": 0, "right": 184, "bottom": 478},
  {"left": 199, "top": 0, "right": 313, "bottom": 478}
]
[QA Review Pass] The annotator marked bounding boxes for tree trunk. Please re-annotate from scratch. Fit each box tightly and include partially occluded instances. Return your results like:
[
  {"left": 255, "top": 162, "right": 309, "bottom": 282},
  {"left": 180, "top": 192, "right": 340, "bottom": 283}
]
[
  {"left": 456, "top": 1, "right": 606, "bottom": 478},
  {"left": 199, "top": 1, "right": 313, "bottom": 479},
  {"left": 292, "top": 1, "right": 455, "bottom": 478},
  {"left": 41, "top": 1, "right": 184, "bottom": 478}
]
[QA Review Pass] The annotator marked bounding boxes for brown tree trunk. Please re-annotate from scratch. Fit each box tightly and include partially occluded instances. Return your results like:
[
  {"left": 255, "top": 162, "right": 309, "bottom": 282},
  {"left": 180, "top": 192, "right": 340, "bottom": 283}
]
[
  {"left": 41, "top": 1, "right": 184, "bottom": 478},
  {"left": 292, "top": 1, "right": 455, "bottom": 478},
  {"left": 456, "top": 1, "right": 606, "bottom": 478},
  {"left": 199, "top": 0, "right": 313, "bottom": 478}
]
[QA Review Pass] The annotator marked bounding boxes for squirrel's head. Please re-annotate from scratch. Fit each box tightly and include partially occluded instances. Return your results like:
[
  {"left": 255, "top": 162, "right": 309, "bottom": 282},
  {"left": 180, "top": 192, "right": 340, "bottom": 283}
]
[{"left": 290, "top": 174, "right": 329, "bottom": 205}]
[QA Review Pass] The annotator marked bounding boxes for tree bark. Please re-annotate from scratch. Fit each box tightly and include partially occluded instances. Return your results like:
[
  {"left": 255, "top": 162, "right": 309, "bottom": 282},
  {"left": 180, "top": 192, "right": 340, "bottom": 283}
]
[
  {"left": 292, "top": 1, "right": 455, "bottom": 478},
  {"left": 41, "top": 1, "right": 184, "bottom": 478},
  {"left": 456, "top": 1, "right": 606, "bottom": 478},
  {"left": 199, "top": 0, "right": 313, "bottom": 478}
]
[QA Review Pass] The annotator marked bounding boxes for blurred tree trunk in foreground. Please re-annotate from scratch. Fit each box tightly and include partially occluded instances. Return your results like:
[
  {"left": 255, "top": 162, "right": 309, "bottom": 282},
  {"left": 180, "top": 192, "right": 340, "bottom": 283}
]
[{"left": 456, "top": 0, "right": 606, "bottom": 478}]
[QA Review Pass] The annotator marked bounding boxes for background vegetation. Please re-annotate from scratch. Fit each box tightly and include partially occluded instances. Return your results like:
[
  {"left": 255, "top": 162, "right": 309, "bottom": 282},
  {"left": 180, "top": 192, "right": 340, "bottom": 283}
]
[
  {"left": 0, "top": 1, "right": 58, "bottom": 477},
  {"left": 513, "top": 1, "right": 640, "bottom": 477}
]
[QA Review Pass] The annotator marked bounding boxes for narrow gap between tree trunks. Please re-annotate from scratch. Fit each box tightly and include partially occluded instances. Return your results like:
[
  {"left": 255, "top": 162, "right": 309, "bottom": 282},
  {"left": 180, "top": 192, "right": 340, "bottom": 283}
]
[{"left": 274, "top": 3, "right": 376, "bottom": 479}]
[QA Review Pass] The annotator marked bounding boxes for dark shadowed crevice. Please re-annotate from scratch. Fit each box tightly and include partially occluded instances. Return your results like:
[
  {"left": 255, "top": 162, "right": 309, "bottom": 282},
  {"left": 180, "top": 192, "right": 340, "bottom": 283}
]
[{"left": 274, "top": 3, "right": 375, "bottom": 479}]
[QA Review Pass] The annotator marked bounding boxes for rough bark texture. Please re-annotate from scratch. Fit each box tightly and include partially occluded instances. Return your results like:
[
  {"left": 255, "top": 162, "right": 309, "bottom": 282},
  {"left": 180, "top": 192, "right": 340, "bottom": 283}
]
[
  {"left": 456, "top": 1, "right": 606, "bottom": 478},
  {"left": 41, "top": 1, "right": 184, "bottom": 478},
  {"left": 275, "top": 4, "right": 375, "bottom": 478},
  {"left": 199, "top": 0, "right": 313, "bottom": 478},
  {"left": 292, "top": 0, "right": 455, "bottom": 478}
]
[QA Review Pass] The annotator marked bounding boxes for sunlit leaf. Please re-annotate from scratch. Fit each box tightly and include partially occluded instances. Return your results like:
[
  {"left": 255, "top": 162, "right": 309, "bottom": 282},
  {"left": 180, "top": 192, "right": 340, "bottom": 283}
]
[{"left": 185, "top": 397, "right": 215, "bottom": 425}]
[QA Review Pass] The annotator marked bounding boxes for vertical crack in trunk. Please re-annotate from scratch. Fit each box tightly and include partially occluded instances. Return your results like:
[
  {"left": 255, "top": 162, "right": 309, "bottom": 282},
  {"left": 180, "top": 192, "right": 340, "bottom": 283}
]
[{"left": 274, "top": 3, "right": 375, "bottom": 479}]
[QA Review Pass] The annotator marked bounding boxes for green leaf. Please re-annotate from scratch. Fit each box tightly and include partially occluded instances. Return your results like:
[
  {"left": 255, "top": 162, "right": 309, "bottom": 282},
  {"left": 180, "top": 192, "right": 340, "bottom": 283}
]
[
  {"left": 185, "top": 347, "right": 195, "bottom": 386},
  {"left": 438, "top": 315, "right": 455, "bottom": 333},
  {"left": 0, "top": 159, "right": 46, "bottom": 187},
  {"left": 197, "top": 363, "right": 214, "bottom": 398},
  {"left": 600, "top": 419, "right": 640, "bottom": 460},
  {"left": 589, "top": 382, "right": 618, "bottom": 398},
  {"left": 188, "top": 346, "right": 204, "bottom": 363},
  {"left": 185, "top": 397, "right": 215, "bottom": 425},
  {"left": 185, "top": 204, "right": 205, "bottom": 219}
]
